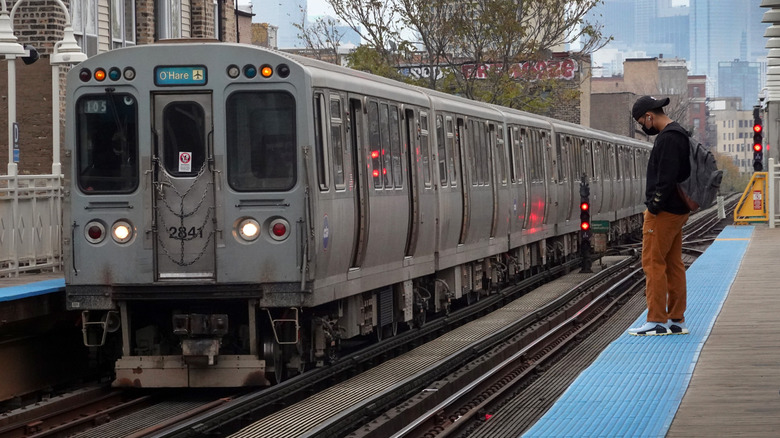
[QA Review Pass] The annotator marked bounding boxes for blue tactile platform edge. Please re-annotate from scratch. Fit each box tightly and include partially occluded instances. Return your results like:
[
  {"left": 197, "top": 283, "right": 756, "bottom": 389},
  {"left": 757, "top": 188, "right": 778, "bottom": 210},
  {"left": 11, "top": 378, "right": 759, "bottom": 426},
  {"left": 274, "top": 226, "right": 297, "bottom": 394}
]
[
  {"left": 0, "top": 278, "right": 66, "bottom": 302},
  {"left": 522, "top": 225, "right": 753, "bottom": 438}
]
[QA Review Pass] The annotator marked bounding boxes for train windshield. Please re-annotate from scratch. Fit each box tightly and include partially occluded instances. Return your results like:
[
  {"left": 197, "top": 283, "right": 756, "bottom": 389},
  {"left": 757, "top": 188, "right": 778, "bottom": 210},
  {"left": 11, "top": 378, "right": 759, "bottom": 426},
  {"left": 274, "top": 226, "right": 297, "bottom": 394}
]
[
  {"left": 226, "top": 91, "right": 296, "bottom": 191},
  {"left": 75, "top": 93, "right": 138, "bottom": 193}
]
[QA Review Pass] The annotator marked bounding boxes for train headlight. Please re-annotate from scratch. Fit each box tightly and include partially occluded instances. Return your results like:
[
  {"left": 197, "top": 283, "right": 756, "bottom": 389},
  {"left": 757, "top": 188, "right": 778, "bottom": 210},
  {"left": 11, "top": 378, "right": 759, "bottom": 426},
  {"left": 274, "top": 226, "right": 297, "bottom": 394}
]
[
  {"left": 238, "top": 218, "right": 260, "bottom": 241},
  {"left": 111, "top": 220, "right": 134, "bottom": 244},
  {"left": 227, "top": 64, "right": 240, "bottom": 79},
  {"left": 269, "top": 218, "right": 290, "bottom": 241},
  {"left": 85, "top": 221, "right": 106, "bottom": 244}
]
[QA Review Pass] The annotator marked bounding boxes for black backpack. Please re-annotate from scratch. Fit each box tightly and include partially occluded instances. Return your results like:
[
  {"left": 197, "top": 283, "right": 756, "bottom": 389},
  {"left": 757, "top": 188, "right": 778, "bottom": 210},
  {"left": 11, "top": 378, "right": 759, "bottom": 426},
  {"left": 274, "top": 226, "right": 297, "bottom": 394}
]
[{"left": 676, "top": 135, "right": 723, "bottom": 212}]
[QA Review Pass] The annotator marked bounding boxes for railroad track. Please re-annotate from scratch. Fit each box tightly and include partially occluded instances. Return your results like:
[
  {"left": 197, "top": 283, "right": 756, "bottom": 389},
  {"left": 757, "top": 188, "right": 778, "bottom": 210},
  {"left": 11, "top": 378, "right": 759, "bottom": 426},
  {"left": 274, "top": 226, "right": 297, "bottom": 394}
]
[{"left": 1, "top": 199, "right": 735, "bottom": 437}]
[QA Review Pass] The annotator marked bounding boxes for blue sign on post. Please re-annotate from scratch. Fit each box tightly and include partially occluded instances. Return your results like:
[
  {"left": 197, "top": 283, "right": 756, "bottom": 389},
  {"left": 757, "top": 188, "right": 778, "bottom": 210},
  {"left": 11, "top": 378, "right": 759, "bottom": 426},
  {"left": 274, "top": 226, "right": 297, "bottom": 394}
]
[
  {"left": 154, "top": 66, "right": 207, "bottom": 86},
  {"left": 12, "top": 122, "right": 19, "bottom": 163}
]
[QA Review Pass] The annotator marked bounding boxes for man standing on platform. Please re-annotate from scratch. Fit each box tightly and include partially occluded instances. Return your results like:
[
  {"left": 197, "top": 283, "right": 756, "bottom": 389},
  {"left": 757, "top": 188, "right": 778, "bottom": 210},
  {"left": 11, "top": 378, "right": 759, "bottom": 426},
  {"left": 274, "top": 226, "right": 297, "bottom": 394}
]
[{"left": 628, "top": 96, "right": 691, "bottom": 336}]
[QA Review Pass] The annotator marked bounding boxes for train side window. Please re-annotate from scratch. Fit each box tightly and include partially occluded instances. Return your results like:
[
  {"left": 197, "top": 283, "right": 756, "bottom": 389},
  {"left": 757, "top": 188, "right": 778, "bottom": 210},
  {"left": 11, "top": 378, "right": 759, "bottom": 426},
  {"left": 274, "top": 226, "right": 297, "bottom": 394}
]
[
  {"left": 389, "top": 104, "right": 403, "bottom": 188},
  {"left": 524, "top": 128, "right": 536, "bottom": 182},
  {"left": 226, "top": 91, "right": 296, "bottom": 191},
  {"left": 436, "top": 115, "right": 448, "bottom": 186},
  {"left": 495, "top": 125, "right": 507, "bottom": 185},
  {"left": 420, "top": 112, "right": 432, "bottom": 187},
  {"left": 380, "top": 103, "right": 393, "bottom": 188},
  {"left": 446, "top": 117, "right": 458, "bottom": 186},
  {"left": 368, "top": 101, "right": 382, "bottom": 189},
  {"left": 555, "top": 134, "right": 564, "bottom": 183},
  {"left": 507, "top": 126, "right": 516, "bottom": 182},
  {"left": 330, "top": 97, "right": 346, "bottom": 189},
  {"left": 313, "top": 93, "right": 329, "bottom": 191},
  {"left": 76, "top": 93, "right": 138, "bottom": 193},
  {"left": 482, "top": 123, "right": 491, "bottom": 186},
  {"left": 515, "top": 127, "right": 525, "bottom": 184}
]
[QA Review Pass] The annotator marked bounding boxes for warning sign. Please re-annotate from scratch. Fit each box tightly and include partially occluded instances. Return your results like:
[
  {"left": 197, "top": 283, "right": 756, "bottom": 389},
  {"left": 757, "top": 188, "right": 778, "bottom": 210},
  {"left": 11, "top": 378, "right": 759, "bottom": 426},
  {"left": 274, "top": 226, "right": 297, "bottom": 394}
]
[
  {"left": 734, "top": 172, "right": 768, "bottom": 224},
  {"left": 179, "top": 152, "right": 192, "bottom": 172}
]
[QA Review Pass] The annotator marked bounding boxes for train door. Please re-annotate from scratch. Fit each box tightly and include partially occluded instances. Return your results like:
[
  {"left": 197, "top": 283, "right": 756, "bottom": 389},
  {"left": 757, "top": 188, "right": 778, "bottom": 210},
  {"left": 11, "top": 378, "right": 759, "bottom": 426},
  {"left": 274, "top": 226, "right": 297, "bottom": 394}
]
[
  {"left": 349, "top": 97, "right": 368, "bottom": 268},
  {"left": 404, "top": 108, "right": 420, "bottom": 256},
  {"left": 457, "top": 118, "right": 470, "bottom": 244},
  {"left": 151, "top": 93, "right": 216, "bottom": 280}
]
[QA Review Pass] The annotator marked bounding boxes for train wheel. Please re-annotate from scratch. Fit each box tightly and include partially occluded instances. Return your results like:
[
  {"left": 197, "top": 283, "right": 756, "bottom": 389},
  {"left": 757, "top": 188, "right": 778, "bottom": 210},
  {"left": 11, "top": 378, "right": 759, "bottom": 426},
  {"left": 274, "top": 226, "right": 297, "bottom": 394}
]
[{"left": 263, "top": 336, "right": 285, "bottom": 384}]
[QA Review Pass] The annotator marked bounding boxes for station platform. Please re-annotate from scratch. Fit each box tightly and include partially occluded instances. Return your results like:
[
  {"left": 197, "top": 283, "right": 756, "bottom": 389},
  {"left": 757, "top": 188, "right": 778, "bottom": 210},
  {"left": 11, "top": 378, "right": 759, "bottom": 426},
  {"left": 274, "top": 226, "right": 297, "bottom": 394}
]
[
  {"left": 521, "top": 224, "right": 780, "bottom": 437},
  {"left": 0, "top": 272, "right": 65, "bottom": 324}
]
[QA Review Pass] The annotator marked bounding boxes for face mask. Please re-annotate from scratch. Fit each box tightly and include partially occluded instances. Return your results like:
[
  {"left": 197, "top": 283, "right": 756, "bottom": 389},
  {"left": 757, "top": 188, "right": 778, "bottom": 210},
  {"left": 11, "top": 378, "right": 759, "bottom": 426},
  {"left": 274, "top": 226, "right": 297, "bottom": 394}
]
[
  {"left": 641, "top": 114, "right": 660, "bottom": 136},
  {"left": 641, "top": 125, "right": 660, "bottom": 136}
]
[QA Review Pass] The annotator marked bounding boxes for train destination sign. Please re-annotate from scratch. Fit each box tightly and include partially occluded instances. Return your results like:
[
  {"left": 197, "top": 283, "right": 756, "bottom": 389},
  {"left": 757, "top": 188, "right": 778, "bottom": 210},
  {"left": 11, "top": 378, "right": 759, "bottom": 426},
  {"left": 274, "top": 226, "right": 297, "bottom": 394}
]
[{"left": 155, "top": 66, "right": 207, "bottom": 86}]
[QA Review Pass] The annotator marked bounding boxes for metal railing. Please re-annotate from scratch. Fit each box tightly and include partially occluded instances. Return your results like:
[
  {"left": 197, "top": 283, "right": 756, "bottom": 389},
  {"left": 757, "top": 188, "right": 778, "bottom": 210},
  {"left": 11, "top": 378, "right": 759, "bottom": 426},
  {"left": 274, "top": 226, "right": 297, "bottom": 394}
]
[
  {"left": 0, "top": 173, "right": 63, "bottom": 277},
  {"left": 768, "top": 158, "right": 780, "bottom": 228}
]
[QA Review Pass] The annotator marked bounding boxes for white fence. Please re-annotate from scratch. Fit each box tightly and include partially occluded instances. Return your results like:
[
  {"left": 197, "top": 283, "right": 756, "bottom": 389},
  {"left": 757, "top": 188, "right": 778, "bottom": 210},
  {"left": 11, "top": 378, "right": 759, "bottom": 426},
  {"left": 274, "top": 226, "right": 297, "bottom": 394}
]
[{"left": 0, "top": 174, "right": 63, "bottom": 277}]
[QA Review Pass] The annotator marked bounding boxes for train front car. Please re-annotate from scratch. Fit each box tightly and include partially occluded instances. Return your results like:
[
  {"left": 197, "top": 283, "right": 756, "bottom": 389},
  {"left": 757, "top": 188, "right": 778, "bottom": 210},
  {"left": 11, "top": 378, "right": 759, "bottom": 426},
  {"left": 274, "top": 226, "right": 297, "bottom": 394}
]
[{"left": 63, "top": 42, "right": 309, "bottom": 387}]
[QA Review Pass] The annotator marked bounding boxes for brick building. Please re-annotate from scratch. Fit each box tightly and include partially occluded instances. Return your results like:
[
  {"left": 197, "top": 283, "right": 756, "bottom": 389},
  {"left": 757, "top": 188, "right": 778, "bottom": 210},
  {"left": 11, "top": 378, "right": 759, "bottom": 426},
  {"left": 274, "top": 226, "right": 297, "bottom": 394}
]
[
  {"left": 590, "top": 57, "right": 696, "bottom": 141},
  {"left": 0, "top": 0, "right": 251, "bottom": 176}
]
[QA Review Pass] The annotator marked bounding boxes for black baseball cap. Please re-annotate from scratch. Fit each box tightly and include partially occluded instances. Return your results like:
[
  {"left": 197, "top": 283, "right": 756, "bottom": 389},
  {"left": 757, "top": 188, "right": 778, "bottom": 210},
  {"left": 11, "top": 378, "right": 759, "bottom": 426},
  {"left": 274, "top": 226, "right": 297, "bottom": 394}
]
[{"left": 632, "top": 96, "right": 670, "bottom": 121}]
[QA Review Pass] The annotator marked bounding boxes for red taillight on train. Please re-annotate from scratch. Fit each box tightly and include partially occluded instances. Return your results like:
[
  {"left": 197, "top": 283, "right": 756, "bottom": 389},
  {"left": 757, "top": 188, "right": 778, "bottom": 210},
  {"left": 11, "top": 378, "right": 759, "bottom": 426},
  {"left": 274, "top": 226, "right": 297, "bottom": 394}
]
[
  {"left": 85, "top": 221, "right": 106, "bottom": 244},
  {"left": 269, "top": 219, "right": 290, "bottom": 241}
]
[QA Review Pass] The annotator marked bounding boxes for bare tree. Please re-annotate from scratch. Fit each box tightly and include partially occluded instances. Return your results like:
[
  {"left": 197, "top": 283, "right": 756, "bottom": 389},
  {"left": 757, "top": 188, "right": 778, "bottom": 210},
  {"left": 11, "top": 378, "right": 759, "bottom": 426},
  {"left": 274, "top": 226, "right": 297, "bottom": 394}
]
[{"left": 294, "top": 5, "right": 346, "bottom": 63}]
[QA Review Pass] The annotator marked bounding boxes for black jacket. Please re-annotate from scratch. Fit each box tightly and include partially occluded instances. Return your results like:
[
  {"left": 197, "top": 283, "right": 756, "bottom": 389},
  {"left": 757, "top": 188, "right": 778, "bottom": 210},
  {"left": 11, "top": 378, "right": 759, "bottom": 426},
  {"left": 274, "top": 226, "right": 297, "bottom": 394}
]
[{"left": 645, "top": 121, "right": 691, "bottom": 215}]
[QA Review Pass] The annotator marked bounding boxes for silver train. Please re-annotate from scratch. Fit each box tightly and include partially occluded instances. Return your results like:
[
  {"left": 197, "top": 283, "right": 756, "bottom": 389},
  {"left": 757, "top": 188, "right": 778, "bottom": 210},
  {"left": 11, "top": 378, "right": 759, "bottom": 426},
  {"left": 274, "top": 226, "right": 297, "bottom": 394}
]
[{"left": 63, "top": 41, "right": 650, "bottom": 387}]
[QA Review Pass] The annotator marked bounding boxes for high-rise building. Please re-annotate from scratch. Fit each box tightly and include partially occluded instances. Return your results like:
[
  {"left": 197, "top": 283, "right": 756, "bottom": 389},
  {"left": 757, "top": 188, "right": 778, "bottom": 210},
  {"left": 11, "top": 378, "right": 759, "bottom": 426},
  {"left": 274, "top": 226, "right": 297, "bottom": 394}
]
[
  {"left": 255, "top": 0, "right": 306, "bottom": 48},
  {"left": 689, "top": 0, "right": 768, "bottom": 94},
  {"left": 719, "top": 60, "right": 764, "bottom": 108}
]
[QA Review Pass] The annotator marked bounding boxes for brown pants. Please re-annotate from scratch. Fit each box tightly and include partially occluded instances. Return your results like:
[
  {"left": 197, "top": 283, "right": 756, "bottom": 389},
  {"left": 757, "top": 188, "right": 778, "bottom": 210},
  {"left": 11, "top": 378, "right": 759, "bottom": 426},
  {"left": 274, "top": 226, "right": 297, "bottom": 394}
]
[{"left": 641, "top": 210, "right": 690, "bottom": 323}]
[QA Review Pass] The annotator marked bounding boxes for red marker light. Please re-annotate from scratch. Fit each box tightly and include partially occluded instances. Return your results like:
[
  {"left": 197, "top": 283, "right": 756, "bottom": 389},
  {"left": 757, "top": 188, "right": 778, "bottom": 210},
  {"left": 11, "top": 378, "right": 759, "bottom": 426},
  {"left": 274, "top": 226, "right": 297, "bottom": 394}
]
[
  {"left": 580, "top": 202, "right": 589, "bottom": 211},
  {"left": 754, "top": 124, "right": 762, "bottom": 133},
  {"left": 371, "top": 150, "right": 380, "bottom": 159},
  {"left": 373, "top": 169, "right": 379, "bottom": 177},
  {"left": 754, "top": 143, "right": 763, "bottom": 152},
  {"left": 581, "top": 222, "right": 590, "bottom": 231},
  {"left": 272, "top": 222, "right": 286, "bottom": 237},
  {"left": 88, "top": 225, "right": 103, "bottom": 240}
]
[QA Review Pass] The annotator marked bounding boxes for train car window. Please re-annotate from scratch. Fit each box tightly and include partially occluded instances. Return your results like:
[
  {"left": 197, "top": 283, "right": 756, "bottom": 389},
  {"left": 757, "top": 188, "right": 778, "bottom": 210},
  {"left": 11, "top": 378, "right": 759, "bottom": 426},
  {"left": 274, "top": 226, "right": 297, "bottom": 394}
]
[
  {"left": 525, "top": 129, "right": 536, "bottom": 182},
  {"left": 330, "top": 97, "right": 346, "bottom": 189},
  {"left": 495, "top": 125, "right": 507, "bottom": 185},
  {"left": 76, "top": 93, "right": 138, "bottom": 193},
  {"left": 615, "top": 145, "right": 623, "bottom": 181},
  {"left": 467, "top": 120, "right": 477, "bottom": 186},
  {"left": 161, "top": 101, "right": 206, "bottom": 178},
  {"left": 379, "top": 103, "right": 393, "bottom": 188},
  {"left": 226, "top": 91, "right": 296, "bottom": 191},
  {"left": 555, "top": 134, "right": 564, "bottom": 183},
  {"left": 313, "top": 93, "right": 329, "bottom": 191},
  {"left": 584, "top": 141, "right": 593, "bottom": 179},
  {"left": 367, "top": 101, "right": 382, "bottom": 188},
  {"left": 571, "top": 136, "right": 582, "bottom": 180},
  {"left": 480, "top": 122, "right": 489, "bottom": 185},
  {"left": 514, "top": 127, "right": 525, "bottom": 184},
  {"left": 420, "top": 112, "right": 432, "bottom": 187},
  {"left": 446, "top": 117, "right": 458, "bottom": 186},
  {"left": 507, "top": 127, "right": 516, "bottom": 182},
  {"left": 436, "top": 115, "right": 448, "bottom": 186},
  {"left": 389, "top": 105, "right": 403, "bottom": 188}
]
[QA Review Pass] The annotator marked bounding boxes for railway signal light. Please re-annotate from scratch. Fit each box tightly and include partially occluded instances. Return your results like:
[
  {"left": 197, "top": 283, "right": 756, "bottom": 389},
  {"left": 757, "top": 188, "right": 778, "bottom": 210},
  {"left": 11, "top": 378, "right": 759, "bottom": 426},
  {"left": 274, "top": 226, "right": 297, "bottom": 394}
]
[
  {"left": 753, "top": 106, "right": 763, "bottom": 172},
  {"left": 579, "top": 174, "right": 592, "bottom": 273}
]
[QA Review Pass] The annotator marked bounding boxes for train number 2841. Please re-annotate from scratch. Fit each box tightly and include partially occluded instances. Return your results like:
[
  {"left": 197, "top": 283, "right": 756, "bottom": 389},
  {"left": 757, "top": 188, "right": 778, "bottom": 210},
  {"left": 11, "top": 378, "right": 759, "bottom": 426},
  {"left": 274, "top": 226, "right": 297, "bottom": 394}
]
[{"left": 169, "top": 226, "right": 204, "bottom": 240}]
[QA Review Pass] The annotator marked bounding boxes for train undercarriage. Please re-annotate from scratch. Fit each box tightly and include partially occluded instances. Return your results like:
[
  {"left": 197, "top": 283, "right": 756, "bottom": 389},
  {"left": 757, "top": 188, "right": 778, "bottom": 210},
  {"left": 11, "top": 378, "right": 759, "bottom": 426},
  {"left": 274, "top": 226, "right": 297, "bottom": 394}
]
[{"left": 79, "top": 217, "right": 642, "bottom": 388}]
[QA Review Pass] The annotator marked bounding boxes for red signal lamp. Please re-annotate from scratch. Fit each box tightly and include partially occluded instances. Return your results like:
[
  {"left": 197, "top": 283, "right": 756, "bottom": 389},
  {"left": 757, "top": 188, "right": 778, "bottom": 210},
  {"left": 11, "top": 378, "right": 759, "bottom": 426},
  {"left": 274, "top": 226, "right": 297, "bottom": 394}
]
[
  {"left": 580, "top": 202, "right": 589, "bottom": 211},
  {"left": 753, "top": 124, "right": 762, "bottom": 133},
  {"left": 754, "top": 143, "right": 763, "bottom": 152},
  {"left": 581, "top": 221, "right": 590, "bottom": 231}
]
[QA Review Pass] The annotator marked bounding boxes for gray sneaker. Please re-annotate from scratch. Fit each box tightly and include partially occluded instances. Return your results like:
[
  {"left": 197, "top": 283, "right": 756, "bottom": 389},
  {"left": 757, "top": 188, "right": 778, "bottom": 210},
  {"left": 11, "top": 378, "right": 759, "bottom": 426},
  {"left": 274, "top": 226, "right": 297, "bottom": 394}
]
[
  {"left": 628, "top": 321, "right": 670, "bottom": 336},
  {"left": 667, "top": 320, "right": 689, "bottom": 335}
]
